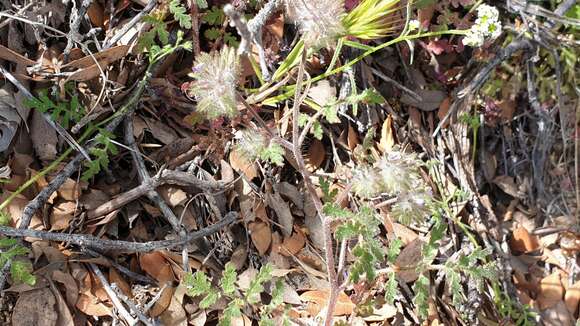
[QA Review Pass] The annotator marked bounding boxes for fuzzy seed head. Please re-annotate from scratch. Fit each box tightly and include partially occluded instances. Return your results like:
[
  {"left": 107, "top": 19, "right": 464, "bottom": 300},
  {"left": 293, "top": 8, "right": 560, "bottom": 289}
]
[
  {"left": 235, "top": 130, "right": 266, "bottom": 161},
  {"left": 188, "top": 46, "right": 240, "bottom": 119},
  {"left": 390, "top": 190, "right": 432, "bottom": 225},
  {"left": 351, "top": 166, "right": 383, "bottom": 198},
  {"left": 284, "top": 0, "right": 346, "bottom": 48},
  {"left": 376, "top": 151, "right": 422, "bottom": 195}
]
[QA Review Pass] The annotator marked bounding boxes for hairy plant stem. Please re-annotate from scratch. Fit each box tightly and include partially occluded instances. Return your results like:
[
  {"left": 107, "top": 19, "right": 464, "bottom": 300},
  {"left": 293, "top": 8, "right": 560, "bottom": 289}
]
[{"left": 291, "top": 49, "right": 339, "bottom": 326}]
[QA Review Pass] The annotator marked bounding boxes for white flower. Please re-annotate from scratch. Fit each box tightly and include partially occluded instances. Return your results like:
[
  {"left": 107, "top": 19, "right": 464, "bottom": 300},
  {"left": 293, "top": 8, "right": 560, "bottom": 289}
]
[
  {"left": 462, "top": 4, "right": 502, "bottom": 47},
  {"left": 284, "top": 0, "right": 346, "bottom": 48},
  {"left": 408, "top": 20, "right": 420, "bottom": 32}
]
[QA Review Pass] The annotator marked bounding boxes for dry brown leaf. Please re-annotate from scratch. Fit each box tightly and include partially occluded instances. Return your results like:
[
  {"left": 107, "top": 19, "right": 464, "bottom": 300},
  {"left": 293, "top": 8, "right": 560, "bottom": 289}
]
[
  {"left": 347, "top": 125, "right": 359, "bottom": 151},
  {"left": 300, "top": 290, "right": 355, "bottom": 316},
  {"left": 76, "top": 292, "right": 110, "bottom": 316},
  {"left": 392, "top": 223, "right": 419, "bottom": 245},
  {"left": 493, "top": 175, "right": 521, "bottom": 198},
  {"left": 87, "top": 2, "right": 105, "bottom": 27},
  {"left": 541, "top": 301, "right": 574, "bottom": 326},
  {"left": 151, "top": 286, "right": 175, "bottom": 317},
  {"left": 63, "top": 45, "right": 128, "bottom": 70},
  {"left": 48, "top": 278, "right": 74, "bottom": 326},
  {"left": 537, "top": 272, "right": 565, "bottom": 310},
  {"left": 249, "top": 221, "right": 272, "bottom": 255},
  {"left": 220, "top": 159, "right": 235, "bottom": 183},
  {"left": 565, "top": 280, "right": 580, "bottom": 315},
  {"left": 30, "top": 110, "right": 58, "bottom": 162},
  {"left": 109, "top": 267, "right": 132, "bottom": 298},
  {"left": 267, "top": 191, "right": 293, "bottom": 237},
  {"left": 52, "top": 270, "right": 79, "bottom": 307},
  {"left": 378, "top": 115, "right": 395, "bottom": 153},
  {"left": 1, "top": 192, "right": 43, "bottom": 230},
  {"left": 0, "top": 44, "right": 36, "bottom": 66},
  {"left": 306, "top": 139, "right": 325, "bottom": 171},
  {"left": 395, "top": 238, "right": 424, "bottom": 282},
  {"left": 139, "top": 252, "right": 175, "bottom": 284},
  {"left": 229, "top": 149, "right": 258, "bottom": 180},
  {"left": 158, "top": 186, "right": 188, "bottom": 207},
  {"left": 50, "top": 201, "right": 76, "bottom": 231},
  {"left": 159, "top": 285, "right": 187, "bottom": 326},
  {"left": 308, "top": 80, "right": 336, "bottom": 107},
  {"left": 510, "top": 226, "right": 541, "bottom": 253},
  {"left": 279, "top": 229, "right": 306, "bottom": 256},
  {"left": 436, "top": 97, "right": 451, "bottom": 129},
  {"left": 12, "top": 288, "right": 58, "bottom": 326}
]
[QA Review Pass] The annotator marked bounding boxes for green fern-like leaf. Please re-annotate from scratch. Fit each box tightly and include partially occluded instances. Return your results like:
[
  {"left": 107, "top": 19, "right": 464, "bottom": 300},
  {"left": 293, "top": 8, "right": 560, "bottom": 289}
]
[
  {"left": 10, "top": 260, "right": 35, "bottom": 286},
  {"left": 0, "top": 238, "right": 17, "bottom": 247},
  {"left": 386, "top": 238, "right": 402, "bottom": 263},
  {"left": 247, "top": 264, "right": 273, "bottom": 304},
  {"left": 220, "top": 298, "right": 242, "bottom": 326},
  {"left": 259, "top": 143, "right": 285, "bottom": 166},
  {"left": 0, "top": 211, "right": 11, "bottom": 226},
  {"left": 385, "top": 271, "right": 398, "bottom": 304},
  {"left": 170, "top": 0, "right": 192, "bottom": 29},
  {"left": 413, "top": 274, "right": 430, "bottom": 319},
  {"left": 446, "top": 267, "right": 464, "bottom": 307},
  {"left": 220, "top": 263, "right": 237, "bottom": 296},
  {"left": 82, "top": 131, "right": 118, "bottom": 181},
  {"left": 202, "top": 6, "right": 224, "bottom": 25}
]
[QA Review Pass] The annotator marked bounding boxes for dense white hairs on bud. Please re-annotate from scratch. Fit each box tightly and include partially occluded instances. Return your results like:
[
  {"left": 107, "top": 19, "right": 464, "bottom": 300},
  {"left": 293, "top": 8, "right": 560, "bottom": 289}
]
[
  {"left": 188, "top": 46, "right": 241, "bottom": 119},
  {"left": 284, "top": 0, "right": 346, "bottom": 48}
]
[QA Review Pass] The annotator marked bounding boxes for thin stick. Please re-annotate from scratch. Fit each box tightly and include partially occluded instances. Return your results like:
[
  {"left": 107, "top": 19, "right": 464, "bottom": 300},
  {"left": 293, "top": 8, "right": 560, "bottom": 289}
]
[
  {"left": 90, "top": 263, "right": 137, "bottom": 325},
  {"left": 0, "top": 212, "right": 237, "bottom": 252}
]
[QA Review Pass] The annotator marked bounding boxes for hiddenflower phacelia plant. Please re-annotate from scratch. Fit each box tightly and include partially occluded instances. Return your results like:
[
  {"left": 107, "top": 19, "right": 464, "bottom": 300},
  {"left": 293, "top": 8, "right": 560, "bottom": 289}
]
[
  {"left": 284, "top": 0, "right": 346, "bottom": 48},
  {"left": 462, "top": 4, "right": 502, "bottom": 47},
  {"left": 350, "top": 150, "right": 433, "bottom": 224},
  {"left": 187, "top": 46, "right": 240, "bottom": 119}
]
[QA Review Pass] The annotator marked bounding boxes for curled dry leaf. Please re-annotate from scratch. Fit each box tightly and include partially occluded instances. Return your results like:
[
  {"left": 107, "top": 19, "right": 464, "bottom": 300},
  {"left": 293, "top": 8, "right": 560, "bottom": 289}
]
[
  {"left": 230, "top": 148, "right": 259, "bottom": 180},
  {"left": 537, "top": 271, "right": 565, "bottom": 310},
  {"left": 565, "top": 280, "right": 580, "bottom": 315},
  {"left": 394, "top": 238, "right": 424, "bottom": 282},
  {"left": 249, "top": 221, "right": 272, "bottom": 255},
  {"left": 306, "top": 139, "right": 325, "bottom": 172},
  {"left": 378, "top": 114, "right": 395, "bottom": 153},
  {"left": 279, "top": 228, "right": 306, "bottom": 257},
  {"left": 50, "top": 201, "right": 76, "bottom": 231},
  {"left": 300, "top": 289, "right": 355, "bottom": 316},
  {"left": 267, "top": 191, "right": 294, "bottom": 237},
  {"left": 140, "top": 252, "right": 175, "bottom": 284},
  {"left": 509, "top": 226, "right": 541, "bottom": 254}
]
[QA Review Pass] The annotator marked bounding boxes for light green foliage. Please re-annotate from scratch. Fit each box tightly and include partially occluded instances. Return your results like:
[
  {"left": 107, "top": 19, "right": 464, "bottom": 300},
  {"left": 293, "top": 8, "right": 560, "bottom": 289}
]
[
  {"left": 385, "top": 271, "right": 398, "bottom": 304},
  {"left": 298, "top": 113, "right": 323, "bottom": 140},
  {"left": 319, "top": 177, "right": 338, "bottom": 203},
  {"left": 334, "top": 206, "right": 384, "bottom": 282},
  {"left": 82, "top": 130, "right": 118, "bottom": 181},
  {"left": 0, "top": 210, "right": 11, "bottom": 226},
  {"left": 342, "top": 0, "right": 404, "bottom": 40},
  {"left": 246, "top": 263, "right": 273, "bottom": 303},
  {"left": 386, "top": 238, "right": 402, "bottom": 263},
  {"left": 413, "top": 274, "right": 430, "bottom": 319},
  {"left": 220, "top": 262, "right": 237, "bottom": 295},
  {"left": 139, "top": 14, "right": 170, "bottom": 51},
  {"left": 201, "top": 6, "right": 239, "bottom": 47},
  {"left": 195, "top": 0, "right": 208, "bottom": 9},
  {"left": 11, "top": 260, "right": 35, "bottom": 286},
  {"left": 259, "top": 143, "right": 285, "bottom": 166},
  {"left": 183, "top": 263, "right": 287, "bottom": 324},
  {"left": 169, "top": 0, "right": 192, "bottom": 29},
  {"left": 25, "top": 89, "right": 84, "bottom": 129},
  {"left": 0, "top": 238, "right": 36, "bottom": 286},
  {"left": 495, "top": 288, "right": 537, "bottom": 326}
]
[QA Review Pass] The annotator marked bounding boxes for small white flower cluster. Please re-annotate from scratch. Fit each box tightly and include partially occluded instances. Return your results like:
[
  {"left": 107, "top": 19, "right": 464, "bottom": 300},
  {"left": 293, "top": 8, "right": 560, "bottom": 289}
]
[
  {"left": 350, "top": 150, "right": 433, "bottom": 225},
  {"left": 462, "top": 4, "right": 502, "bottom": 47},
  {"left": 408, "top": 19, "right": 420, "bottom": 32}
]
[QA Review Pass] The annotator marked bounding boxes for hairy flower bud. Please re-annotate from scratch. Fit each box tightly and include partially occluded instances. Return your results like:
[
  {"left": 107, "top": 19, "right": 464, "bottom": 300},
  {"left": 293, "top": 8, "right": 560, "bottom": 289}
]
[
  {"left": 188, "top": 46, "right": 240, "bottom": 119},
  {"left": 284, "top": 0, "right": 346, "bottom": 48}
]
